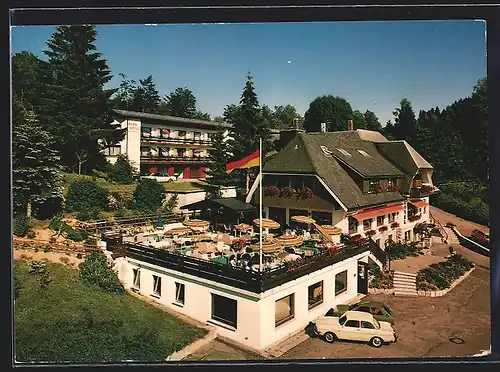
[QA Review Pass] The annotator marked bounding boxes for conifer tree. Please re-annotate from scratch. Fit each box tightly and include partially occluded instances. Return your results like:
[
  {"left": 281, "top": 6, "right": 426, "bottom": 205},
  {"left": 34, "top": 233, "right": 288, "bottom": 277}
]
[{"left": 36, "top": 25, "right": 123, "bottom": 174}]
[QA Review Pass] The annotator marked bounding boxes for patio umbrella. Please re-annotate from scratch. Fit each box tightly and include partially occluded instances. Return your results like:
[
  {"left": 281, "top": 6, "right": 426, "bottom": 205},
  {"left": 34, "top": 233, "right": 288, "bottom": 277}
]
[
  {"left": 182, "top": 219, "right": 210, "bottom": 231},
  {"left": 195, "top": 242, "right": 218, "bottom": 254},
  {"left": 234, "top": 223, "right": 253, "bottom": 237},
  {"left": 274, "top": 234, "right": 304, "bottom": 247},
  {"left": 291, "top": 215, "right": 316, "bottom": 224},
  {"left": 250, "top": 239, "right": 284, "bottom": 254},
  {"left": 253, "top": 218, "right": 280, "bottom": 230},
  {"left": 164, "top": 226, "right": 193, "bottom": 236},
  {"left": 320, "top": 225, "right": 343, "bottom": 235}
]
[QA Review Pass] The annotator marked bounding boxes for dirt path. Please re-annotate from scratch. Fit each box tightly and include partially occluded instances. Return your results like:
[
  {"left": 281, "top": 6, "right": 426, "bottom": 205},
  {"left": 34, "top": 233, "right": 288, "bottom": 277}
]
[
  {"left": 13, "top": 248, "right": 84, "bottom": 267},
  {"left": 280, "top": 267, "right": 491, "bottom": 359},
  {"left": 430, "top": 206, "right": 488, "bottom": 237}
]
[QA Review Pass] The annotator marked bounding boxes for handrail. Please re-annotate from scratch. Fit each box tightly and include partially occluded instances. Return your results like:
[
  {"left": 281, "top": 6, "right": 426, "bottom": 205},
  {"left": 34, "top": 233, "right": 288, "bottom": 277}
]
[
  {"left": 367, "top": 238, "right": 387, "bottom": 266},
  {"left": 311, "top": 222, "right": 334, "bottom": 244},
  {"left": 429, "top": 210, "right": 448, "bottom": 241}
]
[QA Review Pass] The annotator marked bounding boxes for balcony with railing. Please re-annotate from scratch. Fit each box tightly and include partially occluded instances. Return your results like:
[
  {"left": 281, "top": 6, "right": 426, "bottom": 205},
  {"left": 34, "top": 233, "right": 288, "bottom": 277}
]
[
  {"left": 140, "top": 154, "right": 212, "bottom": 164},
  {"left": 120, "top": 240, "right": 371, "bottom": 293}
]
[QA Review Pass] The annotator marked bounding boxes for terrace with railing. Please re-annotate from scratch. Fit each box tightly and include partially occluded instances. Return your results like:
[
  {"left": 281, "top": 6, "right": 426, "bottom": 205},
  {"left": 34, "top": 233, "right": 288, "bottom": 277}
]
[{"left": 116, "top": 240, "right": 372, "bottom": 293}]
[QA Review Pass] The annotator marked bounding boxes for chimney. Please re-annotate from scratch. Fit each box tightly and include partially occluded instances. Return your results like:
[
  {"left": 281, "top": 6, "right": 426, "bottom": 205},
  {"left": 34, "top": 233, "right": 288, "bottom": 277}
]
[
  {"left": 347, "top": 119, "right": 354, "bottom": 131},
  {"left": 320, "top": 122, "right": 327, "bottom": 133}
]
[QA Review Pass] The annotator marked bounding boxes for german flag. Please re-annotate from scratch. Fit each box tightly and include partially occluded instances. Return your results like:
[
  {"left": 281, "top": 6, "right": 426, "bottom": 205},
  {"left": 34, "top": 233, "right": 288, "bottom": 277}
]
[{"left": 226, "top": 150, "right": 260, "bottom": 174}]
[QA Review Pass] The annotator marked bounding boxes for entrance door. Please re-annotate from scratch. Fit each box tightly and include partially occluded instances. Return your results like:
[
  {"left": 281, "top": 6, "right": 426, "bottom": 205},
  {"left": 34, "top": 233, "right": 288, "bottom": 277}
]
[
  {"left": 357, "top": 263, "right": 368, "bottom": 295},
  {"left": 184, "top": 167, "right": 191, "bottom": 179}
]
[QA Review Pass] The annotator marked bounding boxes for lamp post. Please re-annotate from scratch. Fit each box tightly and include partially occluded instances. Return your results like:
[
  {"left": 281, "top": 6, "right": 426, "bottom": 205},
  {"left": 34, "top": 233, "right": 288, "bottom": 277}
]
[{"left": 385, "top": 240, "right": 392, "bottom": 271}]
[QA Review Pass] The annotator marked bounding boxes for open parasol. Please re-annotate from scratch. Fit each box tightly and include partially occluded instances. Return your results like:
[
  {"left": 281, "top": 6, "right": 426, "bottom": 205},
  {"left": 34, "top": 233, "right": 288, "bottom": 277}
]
[
  {"left": 250, "top": 238, "right": 284, "bottom": 254},
  {"left": 164, "top": 226, "right": 193, "bottom": 236},
  {"left": 291, "top": 215, "right": 316, "bottom": 224},
  {"left": 253, "top": 218, "right": 280, "bottom": 230},
  {"left": 320, "top": 225, "right": 343, "bottom": 235},
  {"left": 194, "top": 242, "right": 218, "bottom": 254},
  {"left": 274, "top": 234, "right": 304, "bottom": 247},
  {"left": 182, "top": 219, "right": 210, "bottom": 229}
]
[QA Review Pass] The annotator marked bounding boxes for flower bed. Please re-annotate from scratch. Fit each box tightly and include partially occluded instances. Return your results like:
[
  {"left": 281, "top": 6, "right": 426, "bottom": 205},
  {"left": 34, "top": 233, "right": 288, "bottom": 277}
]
[
  {"left": 416, "top": 254, "right": 474, "bottom": 291},
  {"left": 417, "top": 267, "right": 475, "bottom": 297}
]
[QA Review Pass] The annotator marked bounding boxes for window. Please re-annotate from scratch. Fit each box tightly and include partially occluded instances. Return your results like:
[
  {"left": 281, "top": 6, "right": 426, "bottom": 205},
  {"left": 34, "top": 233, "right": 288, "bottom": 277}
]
[
  {"left": 344, "top": 320, "right": 360, "bottom": 328},
  {"left": 206, "top": 132, "right": 213, "bottom": 142},
  {"left": 335, "top": 270, "right": 348, "bottom": 296},
  {"left": 369, "top": 180, "right": 380, "bottom": 193},
  {"left": 152, "top": 275, "right": 161, "bottom": 297},
  {"left": 388, "top": 213, "right": 396, "bottom": 223},
  {"left": 358, "top": 306, "right": 371, "bottom": 313},
  {"left": 276, "top": 176, "right": 290, "bottom": 189},
  {"left": 339, "top": 315, "right": 347, "bottom": 326},
  {"left": 312, "top": 211, "right": 332, "bottom": 225},
  {"left": 361, "top": 321, "right": 375, "bottom": 329},
  {"left": 175, "top": 282, "right": 185, "bottom": 305},
  {"left": 211, "top": 294, "right": 237, "bottom": 328},
  {"left": 337, "top": 148, "right": 352, "bottom": 157},
  {"left": 303, "top": 177, "right": 315, "bottom": 192},
  {"left": 388, "top": 234, "right": 393, "bottom": 242},
  {"left": 363, "top": 219, "right": 372, "bottom": 231},
  {"left": 290, "top": 176, "right": 303, "bottom": 190},
  {"left": 132, "top": 268, "right": 140, "bottom": 289},
  {"left": 105, "top": 146, "right": 121, "bottom": 156},
  {"left": 178, "top": 130, "right": 186, "bottom": 138},
  {"left": 176, "top": 148, "right": 186, "bottom": 157},
  {"left": 376, "top": 239, "right": 380, "bottom": 247},
  {"left": 142, "top": 127, "right": 151, "bottom": 137},
  {"left": 275, "top": 294, "right": 294, "bottom": 326},
  {"left": 357, "top": 149, "right": 371, "bottom": 157},
  {"left": 194, "top": 132, "right": 201, "bottom": 140},
  {"left": 376, "top": 216, "right": 385, "bottom": 226},
  {"left": 308, "top": 281, "right": 323, "bottom": 310},
  {"left": 404, "top": 231, "right": 411, "bottom": 241},
  {"left": 423, "top": 207, "right": 427, "bottom": 214}
]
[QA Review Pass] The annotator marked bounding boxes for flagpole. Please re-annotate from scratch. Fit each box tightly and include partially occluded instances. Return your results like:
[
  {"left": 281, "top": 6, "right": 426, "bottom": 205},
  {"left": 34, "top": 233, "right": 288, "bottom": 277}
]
[{"left": 259, "top": 137, "right": 263, "bottom": 273}]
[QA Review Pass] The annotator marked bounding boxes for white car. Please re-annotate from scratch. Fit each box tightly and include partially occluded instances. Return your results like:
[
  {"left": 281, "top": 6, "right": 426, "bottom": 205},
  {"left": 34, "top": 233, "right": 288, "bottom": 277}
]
[{"left": 313, "top": 310, "right": 397, "bottom": 347}]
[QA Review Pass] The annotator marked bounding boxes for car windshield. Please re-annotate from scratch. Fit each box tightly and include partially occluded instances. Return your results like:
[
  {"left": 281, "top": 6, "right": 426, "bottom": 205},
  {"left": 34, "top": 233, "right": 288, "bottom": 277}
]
[
  {"left": 339, "top": 315, "right": 347, "bottom": 326},
  {"left": 373, "top": 318, "right": 381, "bottom": 329}
]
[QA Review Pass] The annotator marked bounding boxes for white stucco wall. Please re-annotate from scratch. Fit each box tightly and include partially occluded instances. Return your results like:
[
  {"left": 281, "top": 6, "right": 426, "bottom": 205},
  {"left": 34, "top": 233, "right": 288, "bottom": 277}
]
[
  {"left": 169, "top": 187, "right": 237, "bottom": 211},
  {"left": 116, "top": 251, "right": 370, "bottom": 351}
]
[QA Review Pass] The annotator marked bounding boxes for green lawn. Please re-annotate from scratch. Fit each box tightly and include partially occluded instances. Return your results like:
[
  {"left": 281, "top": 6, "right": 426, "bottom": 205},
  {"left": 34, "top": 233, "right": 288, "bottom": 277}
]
[
  {"left": 161, "top": 181, "right": 205, "bottom": 192},
  {"left": 14, "top": 260, "right": 208, "bottom": 363}
]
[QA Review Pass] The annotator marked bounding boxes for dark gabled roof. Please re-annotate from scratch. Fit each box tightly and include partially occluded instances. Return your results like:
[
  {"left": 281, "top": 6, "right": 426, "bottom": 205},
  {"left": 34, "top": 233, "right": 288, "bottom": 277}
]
[
  {"left": 262, "top": 130, "right": 405, "bottom": 210},
  {"left": 113, "top": 109, "right": 233, "bottom": 129},
  {"left": 375, "top": 140, "right": 433, "bottom": 175},
  {"left": 303, "top": 132, "right": 403, "bottom": 178},
  {"left": 181, "top": 198, "right": 255, "bottom": 212},
  {"left": 263, "top": 136, "right": 316, "bottom": 173}
]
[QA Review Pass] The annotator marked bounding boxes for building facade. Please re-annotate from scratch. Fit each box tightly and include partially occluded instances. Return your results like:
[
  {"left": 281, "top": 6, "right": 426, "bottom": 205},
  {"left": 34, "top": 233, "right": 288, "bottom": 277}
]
[
  {"left": 111, "top": 238, "right": 383, "bottom": 352},
  {"left": 246, "top": 128, "right": 439, "bottom": 249},
  {"left": 103, "top": 109, "right": 232, "bottom": 179}
]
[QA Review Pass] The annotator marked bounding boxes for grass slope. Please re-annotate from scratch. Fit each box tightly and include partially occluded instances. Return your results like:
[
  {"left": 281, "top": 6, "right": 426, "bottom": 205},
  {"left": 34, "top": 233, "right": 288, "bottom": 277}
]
[{"left": 14, "top": 260, "right": 207, "bottom": 363}]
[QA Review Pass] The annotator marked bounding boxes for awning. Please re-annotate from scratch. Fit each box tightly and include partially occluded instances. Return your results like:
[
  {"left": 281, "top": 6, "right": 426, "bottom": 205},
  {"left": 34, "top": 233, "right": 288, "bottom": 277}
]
[
  {"left": 409, "top": 200, "right": 429, "bottom": 208},
  {"left": 351, "top": 204, "right": 404, "bottom": 222}
]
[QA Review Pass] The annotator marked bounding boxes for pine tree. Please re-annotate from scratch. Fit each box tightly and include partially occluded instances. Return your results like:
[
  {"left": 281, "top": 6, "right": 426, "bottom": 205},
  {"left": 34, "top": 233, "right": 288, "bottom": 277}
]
[
  {"left": 364, "top": 110, "right": 382, "bottom": 131},
  {"left": 391, "top": 98, "right": 418, "bottom": 142},
  {"left": 161, "top": 87, "right": 197, "bottom": 118},
  {"left": 37, "top": 25, "right": 123, "bottom": 174},
  {"left": 12, "top": 108, "right": 62, "bottom": 218},
  {"left": 130, "top": 75, "right": 161, "bottom": 112},
  {"left": 230, "top": 72, "right": 272, "bottom": 158},
  {"left": 204, "top": 128, "right": 237, "bottom": 193}
]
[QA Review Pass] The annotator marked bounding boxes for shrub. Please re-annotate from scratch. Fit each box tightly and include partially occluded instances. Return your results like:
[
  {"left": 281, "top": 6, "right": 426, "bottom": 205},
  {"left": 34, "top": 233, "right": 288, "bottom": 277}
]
[
  {"left": 65, "top": 179, "right": 108, "bottom": 214},
  {"left": 26, "top": 230, "right": 36, "bottom": 239},
  {"left": 368, "top": 265, "right": 393, "bottom": 289},
  {"left": 77, "top": 208, "right": 101, "bottom": 222},
  {"left": 388, "top": 242, "right": 422, "bottom": 260},
  {"left": 76, "top": 253, "right": 83, "bottom": 259},
  {"left": 32, "top": 194, "right": 64, "bottom": 220},
  {"left": 66, "top": 228, "right": 87, "bottom": 242},
  {"left": 14, "top": 214, "right": 30, "bottom": 237},
  {"left": 107, "top": 155, "right": 135, "bottom": 184},
  {"left": 91, "top": 169, "right": 108, "bottom": 180},
  {"left": 79, "top": 252, "right": 124, "bottom": 294},
  {"left": 29, "top": 260, "right": 47, "bottom": 276},
  {"left": 133, "top": 179, "right": 165, "bottom": 213},
  {"left": 85, "top": 236, "right": 97, "bottom": 246},
  {"left": 43, "top": 246, "right": 50, "bottom": 253}
]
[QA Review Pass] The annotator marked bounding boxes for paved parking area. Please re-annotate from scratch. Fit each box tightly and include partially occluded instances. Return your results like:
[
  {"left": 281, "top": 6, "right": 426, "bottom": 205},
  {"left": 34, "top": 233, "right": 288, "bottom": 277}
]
[{"left": 280, "top": 267, "right": 491, "bottom": 359}]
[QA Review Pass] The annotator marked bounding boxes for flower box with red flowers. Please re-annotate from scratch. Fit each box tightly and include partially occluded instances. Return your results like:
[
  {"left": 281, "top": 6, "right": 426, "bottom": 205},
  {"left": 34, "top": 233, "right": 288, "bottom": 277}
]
[
  {"left": 375, "top": 186, "right": 383, "bottom": 194},
  {"left": 281, "top": 186, "right": 296, "bottom": 198},
  {"left": 365, "top": 229, "right": 376, "bottom": 237},
  {"left": 388, "top": 185, "right": 400, "bottom": 192},
  {"left": 408, "top": 214, "right": 421, "bottom": 222},
  {"left": 264, "top": 185, "right": 279, "bottom": 197},
  {"left": 390, "top": 222, "right": 400, "bottom": 229},
  {"left": 379, "top": 225, "right": 388, "bottom": 233},
  {"left": 297, "top": 187, "right": 313, "bottom": 199}
]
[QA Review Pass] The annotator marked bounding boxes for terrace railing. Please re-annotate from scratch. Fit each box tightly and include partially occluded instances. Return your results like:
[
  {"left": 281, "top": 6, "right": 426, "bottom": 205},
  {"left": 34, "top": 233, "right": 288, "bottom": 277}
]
[
  {"left": 366, "top": 238, "right": 387, "bottom": 266},
  {"left": 121, "top": 241, "right": 370, "bottom": 293}
]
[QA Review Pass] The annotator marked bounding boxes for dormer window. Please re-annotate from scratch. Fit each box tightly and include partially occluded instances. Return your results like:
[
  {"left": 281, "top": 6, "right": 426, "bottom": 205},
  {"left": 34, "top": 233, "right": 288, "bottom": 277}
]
[
  {"left": 357, "top": 149, "right": 371, "bottom": 157},
  {"left": 369, "top": 180, "right": 381, "bottom": 193},
  {"left": 337, "top": 148, "right": 351, "bottom": 157}
]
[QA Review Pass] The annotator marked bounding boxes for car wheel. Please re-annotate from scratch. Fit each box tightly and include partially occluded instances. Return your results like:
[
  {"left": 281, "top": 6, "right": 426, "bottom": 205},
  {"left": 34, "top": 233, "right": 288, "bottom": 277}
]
[
  {"left": 324, "top": 332, "right": 336, "bottom": 343},
  {"left": 370, "top": 337, "right": 383, "bottom": 348}
]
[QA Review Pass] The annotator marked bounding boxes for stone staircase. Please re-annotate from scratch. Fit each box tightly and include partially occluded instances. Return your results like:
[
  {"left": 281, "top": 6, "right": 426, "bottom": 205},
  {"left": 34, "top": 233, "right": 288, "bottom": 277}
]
[{"left": 393, "top": 271, "right": 418, "bottom": 297}]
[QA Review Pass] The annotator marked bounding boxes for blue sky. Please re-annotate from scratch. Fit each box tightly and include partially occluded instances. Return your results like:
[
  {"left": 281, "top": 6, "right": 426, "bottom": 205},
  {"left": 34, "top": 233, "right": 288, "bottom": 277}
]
[{"left": 11, "top": 21, "right": 486, "bottom": 126}]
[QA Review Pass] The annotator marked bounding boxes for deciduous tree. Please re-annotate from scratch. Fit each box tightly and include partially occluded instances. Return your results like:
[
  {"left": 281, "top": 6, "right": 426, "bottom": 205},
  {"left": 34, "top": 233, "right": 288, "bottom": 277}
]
[{"left": 303, "top": 95, "right": 353, "bottom": 132}]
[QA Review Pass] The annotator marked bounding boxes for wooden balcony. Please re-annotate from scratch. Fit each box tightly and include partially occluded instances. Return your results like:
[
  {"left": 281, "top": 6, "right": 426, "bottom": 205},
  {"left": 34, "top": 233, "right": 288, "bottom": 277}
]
[
  {"left": 141, "top": 136, "right": 213, "bottom": 147},
  {"left": 409, "top": 185, "right": 437, "bottom": 198},
  {"left": 140, "top": 155, "right": 213, "bottom": 164}
]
